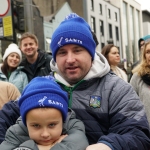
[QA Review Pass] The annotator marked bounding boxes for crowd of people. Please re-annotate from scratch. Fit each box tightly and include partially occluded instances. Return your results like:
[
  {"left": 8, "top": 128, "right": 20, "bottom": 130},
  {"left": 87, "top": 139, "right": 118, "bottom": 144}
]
[{"left": 0, "top": 13, "right": 150, "bottom": 150}]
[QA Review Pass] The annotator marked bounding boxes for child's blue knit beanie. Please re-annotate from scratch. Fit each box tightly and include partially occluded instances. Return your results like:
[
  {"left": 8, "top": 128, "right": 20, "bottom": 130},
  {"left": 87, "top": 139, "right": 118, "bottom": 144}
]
[
  {"left": 18, "top": 77, "right": 68, "bottom": 126},
  {"left": 50, "top": 13, "right": 96, "bottom": 61}
]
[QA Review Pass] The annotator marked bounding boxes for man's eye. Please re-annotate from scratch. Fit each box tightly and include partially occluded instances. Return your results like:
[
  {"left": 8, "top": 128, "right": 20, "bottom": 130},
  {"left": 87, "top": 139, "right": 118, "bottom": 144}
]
[
  {"left": 58, "top": 51, "right": 66, "bottom": 55},
  {"left": 32, "top": 124, "right": 40, "bottom": 128},
  {"left": 75, "top": 49, "right": 81, "bottom": 52}
]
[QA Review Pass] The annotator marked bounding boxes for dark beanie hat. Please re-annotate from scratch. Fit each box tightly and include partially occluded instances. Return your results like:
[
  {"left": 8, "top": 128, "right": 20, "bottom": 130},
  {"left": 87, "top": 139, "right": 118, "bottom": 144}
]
[
  {"left": 50, "top": 13, "right": 96, "bottom": 61},
  {"left": 18, "top": 77, "right": 68, "bottom": 126}
]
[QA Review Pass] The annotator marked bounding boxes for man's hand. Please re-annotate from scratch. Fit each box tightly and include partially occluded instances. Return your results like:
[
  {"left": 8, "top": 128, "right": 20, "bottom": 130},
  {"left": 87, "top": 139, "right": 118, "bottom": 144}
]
[{"left": 86, "top": 143, "right": 112, "bottom": 150}]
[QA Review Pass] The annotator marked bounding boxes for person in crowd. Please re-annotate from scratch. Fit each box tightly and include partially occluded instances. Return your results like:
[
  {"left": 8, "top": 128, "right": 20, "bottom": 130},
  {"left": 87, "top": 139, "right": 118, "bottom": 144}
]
[
  {"left": 130, "top": 41, "right": 150, "bottom": 124},
  {"left": 19, "top": 32, "right": 52, "bottom": 82},
  {"left": 0, "top": 13, "right": 150, "bottom": 150},
  {"left": 132, "top": 35, "right": 150, "bottom": 69},
  {"left": 91, "top": 31, "right": 99, "bottom": 46},
  {"left": 0, "top": 81, "right": 20, "bottom": 109},
  {"left": 0, "top": 43, "right": 28, "bottom": 93},
  {"left": 129, "top": 35, "right": 150, "bottom": 81},
  {"left": 0, "top": 77, "right": 88, "bottom": 150},
  {"left": 101, "top": 44, "right": 128, "bottom": 82}
]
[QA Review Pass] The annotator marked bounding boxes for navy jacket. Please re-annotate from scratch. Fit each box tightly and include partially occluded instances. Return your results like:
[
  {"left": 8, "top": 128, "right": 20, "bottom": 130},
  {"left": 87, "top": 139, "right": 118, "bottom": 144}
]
[
  {"left": 20, "top": 50, "right": 52, "bottom": 82},
  {"left": 0, "top": 74, "right": 150, "bottom": 149},
  {"left": 0, "top": 101, "right": 19, "bottom": 143}
]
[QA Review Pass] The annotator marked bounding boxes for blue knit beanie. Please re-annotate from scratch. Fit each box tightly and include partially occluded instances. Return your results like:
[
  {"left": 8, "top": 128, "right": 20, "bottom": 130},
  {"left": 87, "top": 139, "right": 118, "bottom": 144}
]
[
  {"left": 50, "top": 13, "right": 96, "bottom": 61},
  {"left": 143, "top": 35, "right": 150, "bottom": 43},
  {"left": 18, "top": 77, "right": 68, "bottom": 126}
]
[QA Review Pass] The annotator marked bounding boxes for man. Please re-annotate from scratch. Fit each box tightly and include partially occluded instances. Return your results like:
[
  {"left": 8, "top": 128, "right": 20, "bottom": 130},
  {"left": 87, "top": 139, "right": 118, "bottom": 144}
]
[
  {"left": 19, "top": 32, "right": 52, "bottom": 82},
  {"left": 133, "top": 35, "right": 150, "bottom": 69},
  {"left": 0, "top": 13, "right": 150, "bottom": 150},
  {"left": 50, "top": 13, "right": 150, "bottom": 149}
]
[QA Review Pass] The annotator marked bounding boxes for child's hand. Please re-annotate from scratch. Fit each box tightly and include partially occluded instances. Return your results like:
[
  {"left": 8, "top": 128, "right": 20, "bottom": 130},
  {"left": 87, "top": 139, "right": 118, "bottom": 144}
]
[
  {"left": 37, "top": 134, "right": 68, "bottom": 150},
  {"left": 52, "top": 134, "right": 68, "bottom": 145}
]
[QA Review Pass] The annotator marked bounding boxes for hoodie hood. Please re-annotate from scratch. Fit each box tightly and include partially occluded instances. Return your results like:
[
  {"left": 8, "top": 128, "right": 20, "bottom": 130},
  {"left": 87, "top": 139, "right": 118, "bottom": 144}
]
[{"left": 50, "top": 52, "right": 110, "bottom": 86}]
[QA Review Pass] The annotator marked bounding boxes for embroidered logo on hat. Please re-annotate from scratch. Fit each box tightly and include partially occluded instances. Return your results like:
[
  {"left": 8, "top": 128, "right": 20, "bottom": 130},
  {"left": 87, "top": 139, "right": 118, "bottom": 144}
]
[
  {"left": 58, "top": 37, "right": 63, "bottom": 47},
  {"left": 65, "top": 38, "right": 82, "bottom": 44},
  {"left": 38, "top": 96, "right": 47, "bottom": 106},
  {"left": 57, "top": 37, "right": 83, "bottom": 48},
  {"left": 48, "top": 100, "right": 63, "bottom": 107}
]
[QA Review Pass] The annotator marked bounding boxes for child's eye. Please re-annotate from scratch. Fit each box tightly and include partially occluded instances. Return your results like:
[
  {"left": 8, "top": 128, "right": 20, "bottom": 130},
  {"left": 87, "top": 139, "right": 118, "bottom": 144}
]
[{"left": 48, "top": 123, "right": 56, "bottom": 128}]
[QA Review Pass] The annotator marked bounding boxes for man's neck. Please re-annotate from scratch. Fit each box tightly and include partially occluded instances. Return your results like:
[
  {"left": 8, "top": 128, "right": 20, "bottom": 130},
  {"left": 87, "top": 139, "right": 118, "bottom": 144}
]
[{"left": 26, "top": 52, "right": 38, "bottom": 64}]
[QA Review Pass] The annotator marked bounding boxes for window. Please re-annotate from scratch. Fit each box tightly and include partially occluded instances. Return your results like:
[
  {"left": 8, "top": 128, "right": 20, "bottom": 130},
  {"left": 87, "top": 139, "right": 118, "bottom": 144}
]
[
  {"left": 109, "top": 24, "right": 112, "bottom": 39},
  {"left": 99, "top": 4, "right": 102, "bottom": 14},
  {"left": 100, "top": 20, "right": 104, "bottom": 36},
  {"left": 45, "top": 38, "right": 51, "bottom": 52},
  {"left": 91, "top": 0, "right": 94, "bottom": 11},
  {"left": 101, "top": 43, "right": 105, "bottom": 49},
  {"left": 115, "top": 12, "right": 117, "bottom": 21},
  {"left": 115, "top": 26, "right": 119, "bottom": 41},
  {"left": 91, "top": 16, "right": 96, "bottom": 33},
  {"left": 108, "top": 9, "right": 111, "bottom": 18}
]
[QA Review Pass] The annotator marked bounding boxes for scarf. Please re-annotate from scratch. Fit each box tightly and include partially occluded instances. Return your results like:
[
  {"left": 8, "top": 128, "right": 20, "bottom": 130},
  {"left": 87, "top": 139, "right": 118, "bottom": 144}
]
[{"left": 141, "top": 74, "right": 150, "bottom": 86}]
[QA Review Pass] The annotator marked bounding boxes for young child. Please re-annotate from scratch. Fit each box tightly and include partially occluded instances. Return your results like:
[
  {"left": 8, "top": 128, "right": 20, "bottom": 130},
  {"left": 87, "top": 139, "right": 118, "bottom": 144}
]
[{"left": 0, "top": 77, "right": 89, "bottom": 150}]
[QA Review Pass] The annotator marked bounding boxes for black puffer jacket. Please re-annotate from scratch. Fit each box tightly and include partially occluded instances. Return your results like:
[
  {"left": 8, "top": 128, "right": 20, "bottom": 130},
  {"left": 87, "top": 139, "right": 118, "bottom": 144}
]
[{"left": 20, "top": 50, "right": 52, "bottom": 82}]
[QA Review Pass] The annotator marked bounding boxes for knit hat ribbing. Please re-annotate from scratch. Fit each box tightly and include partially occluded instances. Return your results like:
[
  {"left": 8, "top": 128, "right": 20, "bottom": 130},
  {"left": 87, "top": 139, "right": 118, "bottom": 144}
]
[
  {"left": 50, "top": 13, "right": 96, "bottom": 61},
  {"left": 18, "top": 77, "right": 68, "bottom": 126},
  {"left": 2, "top": 43, "right": 22, "bottom": 63},
  {"left": 143, "top": 35, "right": 150, "bottom": 43}
]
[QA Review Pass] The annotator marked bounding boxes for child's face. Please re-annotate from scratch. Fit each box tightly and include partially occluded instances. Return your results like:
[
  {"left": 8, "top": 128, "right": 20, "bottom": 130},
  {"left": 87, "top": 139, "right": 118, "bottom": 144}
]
[{"left": 26, "top": 108, "right": 63, "bottom": 146}]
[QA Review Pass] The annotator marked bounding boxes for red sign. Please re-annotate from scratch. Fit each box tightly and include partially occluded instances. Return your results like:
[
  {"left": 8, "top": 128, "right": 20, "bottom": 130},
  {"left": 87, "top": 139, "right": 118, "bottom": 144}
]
[{"left": 0, "top": 0, "right": 10, "bottom": 17}]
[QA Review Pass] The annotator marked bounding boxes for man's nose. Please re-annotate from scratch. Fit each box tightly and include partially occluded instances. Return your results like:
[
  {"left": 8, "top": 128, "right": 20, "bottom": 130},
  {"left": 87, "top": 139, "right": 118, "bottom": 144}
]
[{"left": 66, "top": 53, "right": 75, "bottom": 63}]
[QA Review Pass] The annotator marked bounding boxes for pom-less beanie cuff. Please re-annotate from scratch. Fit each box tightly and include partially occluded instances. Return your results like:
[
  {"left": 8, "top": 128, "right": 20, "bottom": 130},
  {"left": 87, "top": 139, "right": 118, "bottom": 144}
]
[
  {"left": 50, "top": 15, "right": 96, "bottom": 61},
  {"left": 20, "top": 93, "right": 68, "bottom": 126},
  {"left": 18, "top": 77, "right": 68, "bottom": 126}
]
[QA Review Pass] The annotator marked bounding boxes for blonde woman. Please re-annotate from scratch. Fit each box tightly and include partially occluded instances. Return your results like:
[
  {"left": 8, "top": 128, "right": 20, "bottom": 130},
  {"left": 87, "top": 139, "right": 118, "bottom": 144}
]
[{"left": 130, "top": 41, "right": 150, "bottom": 123}]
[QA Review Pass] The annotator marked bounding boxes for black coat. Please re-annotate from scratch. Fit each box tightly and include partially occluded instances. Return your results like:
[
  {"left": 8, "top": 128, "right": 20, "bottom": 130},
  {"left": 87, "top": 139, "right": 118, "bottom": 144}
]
[{"left": 20, "top": 50, "right": 52, "bottom": 82}]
